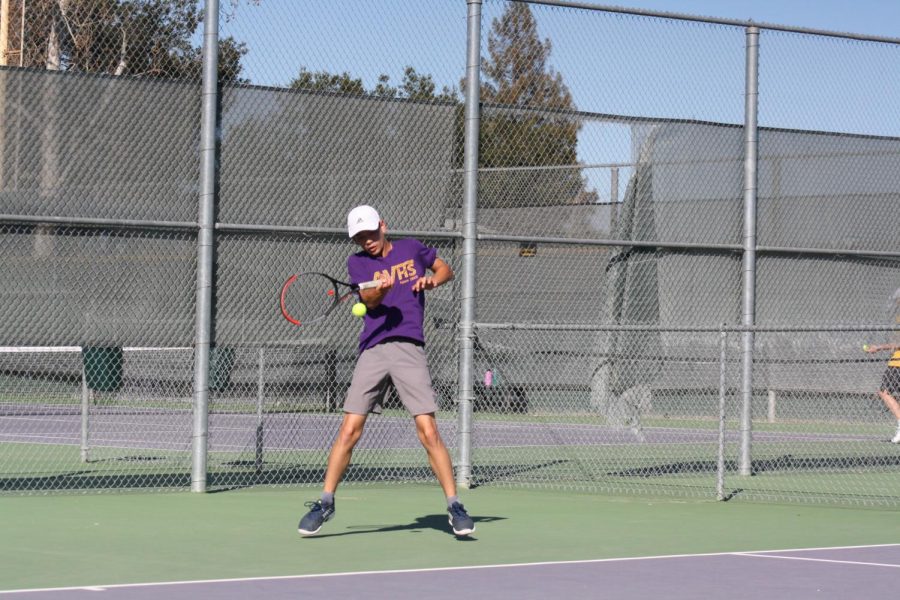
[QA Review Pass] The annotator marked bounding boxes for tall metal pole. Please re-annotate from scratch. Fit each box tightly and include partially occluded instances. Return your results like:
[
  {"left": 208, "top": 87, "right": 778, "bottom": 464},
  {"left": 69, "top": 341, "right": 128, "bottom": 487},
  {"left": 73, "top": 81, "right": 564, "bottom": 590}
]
[
  {"left": 609, "top": 167, "right": 619, "bottom": 232},
  {"left": 739, "top": 26, "right": 759, "bottom": 476},
  {"left": 191, "top": 0, "right": 219, "bottom": 493},
  {"left": 0, "top": 0, "right": 9, "bottom": 193},
  {"left": 456, "top": 0, "right": 482, "bottom": 488},
  {"left": 81, "top": 363, "right": 91, "bottom": 463},
  {"left": 716, "top": 325, "right": 727, "bottom": 500},
  {"left": 0, "top": 0, "right": 10, "bottom": 66},
  {"left": 255, "top": 347, "right": 265, "bottom": 473}
]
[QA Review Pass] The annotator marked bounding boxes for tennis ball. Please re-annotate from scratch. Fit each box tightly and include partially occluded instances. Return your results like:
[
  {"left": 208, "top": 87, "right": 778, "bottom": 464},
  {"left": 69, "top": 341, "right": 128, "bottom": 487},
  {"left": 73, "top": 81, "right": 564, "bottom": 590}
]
[
  {"left": 351, "top": 302, "right": 367, "bottom": 318},
  {"left": 863, "top": 344, "right": 870, "bottom": 352}
]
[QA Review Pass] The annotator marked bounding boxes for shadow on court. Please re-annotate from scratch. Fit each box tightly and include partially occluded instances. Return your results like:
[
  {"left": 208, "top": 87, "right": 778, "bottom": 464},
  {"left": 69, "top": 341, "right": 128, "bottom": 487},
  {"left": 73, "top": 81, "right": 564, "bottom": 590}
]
[
  {"left": 306, "top": 514, "right": 506, "bottom": 540},
  {"left": 0, "top": 460, "right": 571, "bottom": 492},
  {"left": 608, "top": 453, "right": 900, "bottom": 478}
]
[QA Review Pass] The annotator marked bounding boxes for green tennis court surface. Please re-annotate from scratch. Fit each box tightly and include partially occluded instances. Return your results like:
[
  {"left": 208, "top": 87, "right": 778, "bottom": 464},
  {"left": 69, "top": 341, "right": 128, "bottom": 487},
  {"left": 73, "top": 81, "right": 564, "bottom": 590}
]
[{"left": 2, "top": 484, "right": 897, "bottom": 594}]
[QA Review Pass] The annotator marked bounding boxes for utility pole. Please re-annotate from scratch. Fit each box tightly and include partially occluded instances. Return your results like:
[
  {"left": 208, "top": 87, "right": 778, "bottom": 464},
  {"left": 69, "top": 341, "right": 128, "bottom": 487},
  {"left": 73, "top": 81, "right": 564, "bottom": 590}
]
[{"left": 1, "top": 0, "right": 10, "bottom": 65}]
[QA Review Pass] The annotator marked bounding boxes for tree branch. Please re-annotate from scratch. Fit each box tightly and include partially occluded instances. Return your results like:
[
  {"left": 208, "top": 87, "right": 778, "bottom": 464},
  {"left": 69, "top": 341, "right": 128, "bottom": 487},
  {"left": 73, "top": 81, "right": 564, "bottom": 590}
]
[{"left": 57, "top": 0, "right": 76, "bottom": 47}]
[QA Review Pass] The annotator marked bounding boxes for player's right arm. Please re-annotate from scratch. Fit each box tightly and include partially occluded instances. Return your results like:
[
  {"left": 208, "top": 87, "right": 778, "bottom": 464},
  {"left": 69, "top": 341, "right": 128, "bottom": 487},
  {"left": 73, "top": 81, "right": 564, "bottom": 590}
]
[
  {"left": 866, "top": 343, "right": 900, "bottom": 353},
  {"left": 359, "top": 275, "right": 394, "bottom": 308}
]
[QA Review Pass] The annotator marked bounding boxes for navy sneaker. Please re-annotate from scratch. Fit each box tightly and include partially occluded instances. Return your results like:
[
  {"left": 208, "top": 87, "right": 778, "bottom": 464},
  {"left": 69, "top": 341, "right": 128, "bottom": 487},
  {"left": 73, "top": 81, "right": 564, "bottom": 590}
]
[
  {"left": 298, "top": 500, "right": 335, "bottom": 536},
  {"left": 448, "top": 502, "right": 475, "bottom": 536}
]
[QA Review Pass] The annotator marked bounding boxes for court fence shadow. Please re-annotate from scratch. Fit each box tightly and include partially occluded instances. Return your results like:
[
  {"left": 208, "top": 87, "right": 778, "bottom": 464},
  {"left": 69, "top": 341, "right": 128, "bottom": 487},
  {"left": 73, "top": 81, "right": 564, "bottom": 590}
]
[
  {"left": 6, "top": 454, "right": 896, "bottom": 494},
  {"left": 0, "top": 459, "right": 570, "bottom": 493},
  {"left": 606, "top": 453, "right": 900, "bottom": 478}
]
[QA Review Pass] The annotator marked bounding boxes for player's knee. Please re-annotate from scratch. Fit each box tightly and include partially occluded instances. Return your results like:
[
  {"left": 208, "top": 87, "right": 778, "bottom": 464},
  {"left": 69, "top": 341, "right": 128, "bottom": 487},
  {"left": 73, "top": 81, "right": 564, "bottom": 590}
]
[
  {"left": 417, "top": 426, "right": 442, "bottom": 449},
  {"left": 337, "top": 424, "right": 364, "bottom": 447},
  {"left": 336, "top": 432, "right": 360, "bottom": 449}
]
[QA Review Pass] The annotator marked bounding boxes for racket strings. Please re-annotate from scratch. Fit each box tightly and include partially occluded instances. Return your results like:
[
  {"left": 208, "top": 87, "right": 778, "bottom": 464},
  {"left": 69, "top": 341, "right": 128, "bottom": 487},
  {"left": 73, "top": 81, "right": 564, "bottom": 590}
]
[{"left": 281, "top": 275, "right": 337, "bottom": 325}]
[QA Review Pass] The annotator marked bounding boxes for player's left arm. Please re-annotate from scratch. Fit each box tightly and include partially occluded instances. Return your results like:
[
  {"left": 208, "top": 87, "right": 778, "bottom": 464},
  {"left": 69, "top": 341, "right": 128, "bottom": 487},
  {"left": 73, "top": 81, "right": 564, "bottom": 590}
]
[
  {"left": 412, "top": 258, "right": 454, "bottom": 292},
  {"left": 866, "top": 343, "right": 900, "bottom": 353}
]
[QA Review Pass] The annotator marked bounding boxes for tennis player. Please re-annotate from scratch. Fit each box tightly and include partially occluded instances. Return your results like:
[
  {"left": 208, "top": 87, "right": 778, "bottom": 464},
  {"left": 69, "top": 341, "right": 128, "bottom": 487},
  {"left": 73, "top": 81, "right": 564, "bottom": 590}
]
[
  {"left": 298, "top": 205, "right": 475, "bottom": 536},
  {"left": 864, "top": 289, "right": 900, "bottom": 444},
  {"left": 865, "top": 342, "right": 900, "bottom": 443}
]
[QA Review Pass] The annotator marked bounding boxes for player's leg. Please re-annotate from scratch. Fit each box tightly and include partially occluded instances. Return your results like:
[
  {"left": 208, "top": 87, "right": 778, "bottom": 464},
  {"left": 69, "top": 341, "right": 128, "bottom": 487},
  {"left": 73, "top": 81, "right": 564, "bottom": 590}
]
[
  {"left": 878, "top": 366, "right": 900, "bottom": 443},
  {"left": 299, "top": 349, "right": 389, "bottom": 536},
  {"left": 298, "top": 412, "right": 368, "bottom": 536},
  {"left": 384, "top": 342, "right": 446, "bottom": 487},
  {"left": 412, "top": 413, "right": 475, "bottom": 536},
  {"left": 325, "top": 347, "right": 392, "bottom": 488},
  {"left": 389, "top": 341, "right": 476, "bottom": 535},
  {"left": 878, "top": 390, "right": 900, "bottom": 444},
  {"left": 324, "top": 412, "right": 369, "bottom": 491},
  {"left": 879, "top": 390, "right": 900, "bottom": 419},
  {"left": 413, "top": 412, "right": 456, "bottom": 497}
]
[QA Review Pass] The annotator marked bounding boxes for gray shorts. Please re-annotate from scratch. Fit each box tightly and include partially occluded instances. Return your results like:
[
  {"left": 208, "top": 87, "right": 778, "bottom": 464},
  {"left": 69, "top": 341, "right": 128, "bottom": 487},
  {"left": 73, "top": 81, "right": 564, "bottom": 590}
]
[
  {"left": 882, "top": 366, "right": 900, "bottom": 397},
  {"left": 344, "top": 341, "right": 439, "bottom": 416}
]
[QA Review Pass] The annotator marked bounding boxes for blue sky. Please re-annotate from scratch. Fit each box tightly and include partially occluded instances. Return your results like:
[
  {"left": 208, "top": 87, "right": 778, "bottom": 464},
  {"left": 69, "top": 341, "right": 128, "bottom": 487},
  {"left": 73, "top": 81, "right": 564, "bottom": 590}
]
[
  {"left": 219, "top": 1, "right": 900, "bottom": 200},
  {"left": 223, "top": 2, "right": 900, "bottom": 84},
  {"left": 222, "top": 0, "right": 900, "bottom": 126},
  {"left": 610, "top": 0, "right": 900, "bottom": 38}
]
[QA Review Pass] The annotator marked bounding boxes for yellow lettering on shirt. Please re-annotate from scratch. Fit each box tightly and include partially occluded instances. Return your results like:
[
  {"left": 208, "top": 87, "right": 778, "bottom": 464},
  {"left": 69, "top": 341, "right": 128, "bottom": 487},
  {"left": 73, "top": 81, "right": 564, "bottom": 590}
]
[
  {"left": 890, "top": 349, "right": 900, "bottom": 368},
  {"left": 371, "top": 261, "right": 418, "bottom": 285},
  {"left": 394, "top": 262, "right": 408, "bottom": 281},
  {"left": 391, "top": 260, "right": 417, "bottom": 284}
]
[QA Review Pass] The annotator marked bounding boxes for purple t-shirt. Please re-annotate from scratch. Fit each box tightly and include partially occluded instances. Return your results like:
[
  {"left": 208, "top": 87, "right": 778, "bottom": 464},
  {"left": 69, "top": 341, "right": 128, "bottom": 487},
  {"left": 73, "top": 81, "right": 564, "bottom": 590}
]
[{"left": 347, "top": 238, "right": 438, "bottom": 352}]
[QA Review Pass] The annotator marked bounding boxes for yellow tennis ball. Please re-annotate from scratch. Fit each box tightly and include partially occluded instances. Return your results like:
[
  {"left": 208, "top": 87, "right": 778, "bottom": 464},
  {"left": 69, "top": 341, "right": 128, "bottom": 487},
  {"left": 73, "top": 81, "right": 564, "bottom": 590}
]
[
  {"left": 863, "top": 344, "right": 870, "bottom": 352},
  {"left": 351, "top": 302, "right": 367, "bottom": 318}
]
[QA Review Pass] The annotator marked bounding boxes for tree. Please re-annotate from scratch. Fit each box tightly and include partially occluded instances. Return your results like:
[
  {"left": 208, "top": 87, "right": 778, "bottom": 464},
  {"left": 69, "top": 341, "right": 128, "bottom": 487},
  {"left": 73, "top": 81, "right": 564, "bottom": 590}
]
[
  {"left": 11, "top": 0, "right": 248, "bottom": 82},
  {"left": 289, "top": 65, "right": 457, "bottom": 102},
  {"left": 477, "top": 2, "right": 586, "bottom": 207},
  {"left": 289, "top": 67, "right": 366, "bottom": 95},
  {"left": 397, "top": 66, "right": 457, "bottom": 102}
]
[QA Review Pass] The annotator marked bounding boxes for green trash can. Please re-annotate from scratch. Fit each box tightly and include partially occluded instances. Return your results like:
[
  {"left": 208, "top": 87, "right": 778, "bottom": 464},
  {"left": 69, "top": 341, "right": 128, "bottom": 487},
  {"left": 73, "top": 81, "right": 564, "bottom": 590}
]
[
  {"left": 209, "top": 346, "right": 236, "bottom": 392},
  {"left": 82, "top": 346, "right": 123, "bottom": 392}
]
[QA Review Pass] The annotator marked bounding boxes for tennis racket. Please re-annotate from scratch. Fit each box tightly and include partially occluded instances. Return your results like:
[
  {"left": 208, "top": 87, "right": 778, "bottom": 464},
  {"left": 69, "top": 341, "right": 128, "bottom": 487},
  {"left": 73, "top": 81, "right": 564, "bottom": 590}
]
[{"left": 279, "top": 272, "right": 380, "bottom": 327}]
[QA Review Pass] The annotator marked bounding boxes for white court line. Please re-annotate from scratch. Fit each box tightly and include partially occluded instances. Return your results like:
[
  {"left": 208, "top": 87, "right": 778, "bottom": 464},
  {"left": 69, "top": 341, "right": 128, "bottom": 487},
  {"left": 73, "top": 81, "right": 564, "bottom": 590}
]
[
  {"left": 735, "top": 552, "right": 900, "bottom": 569},
  {"left": 1, "top": 543, "right": 898, "bottom": 595}
]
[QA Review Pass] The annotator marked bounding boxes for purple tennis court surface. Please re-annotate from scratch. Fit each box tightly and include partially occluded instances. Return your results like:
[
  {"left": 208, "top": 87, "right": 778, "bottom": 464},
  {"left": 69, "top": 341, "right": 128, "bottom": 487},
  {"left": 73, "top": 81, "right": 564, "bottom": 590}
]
[
  {"left": 0, "top": 410, "right": 880, "bottom": 452},
  {"left": 2, "top": 544, "right": 898, "bottom": 599}
]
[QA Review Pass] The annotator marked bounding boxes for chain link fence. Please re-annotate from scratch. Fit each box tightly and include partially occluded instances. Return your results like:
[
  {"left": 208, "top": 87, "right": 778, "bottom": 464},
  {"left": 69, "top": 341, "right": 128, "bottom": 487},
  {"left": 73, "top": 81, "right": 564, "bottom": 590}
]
[{"left": 1, "top": 0, "right": 899, "bottom": 506}]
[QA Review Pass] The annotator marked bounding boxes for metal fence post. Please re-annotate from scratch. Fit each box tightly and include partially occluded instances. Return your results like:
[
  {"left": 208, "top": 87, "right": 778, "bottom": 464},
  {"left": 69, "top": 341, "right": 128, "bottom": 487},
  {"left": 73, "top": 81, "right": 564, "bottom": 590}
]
[
  {"left": 456, "top": 0, "right": 482, "bottom": 489},
  {"left": 716, "top": 325, "right": 728, "bottom": 500},
  {"left": 256, "top": 347, "right": 265, "bottom": 473},
  {"left": 739, "top": 25, "right": 760, "bottom": 476},
  {"left": 191, "top": 0, "right": 220, "bottom": 493},
  {"left": 80, "top": 360, "right": 90, "bottom": 463},
  {"left": 609, "top": 167, "right": 619, "bottom": 232}
]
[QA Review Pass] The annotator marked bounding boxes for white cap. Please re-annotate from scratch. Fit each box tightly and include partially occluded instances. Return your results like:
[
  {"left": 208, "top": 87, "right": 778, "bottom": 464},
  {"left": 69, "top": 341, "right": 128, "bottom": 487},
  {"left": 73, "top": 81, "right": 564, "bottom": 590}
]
[{"left": 347, "top": 205, "right": 381, "bottom": 238}]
